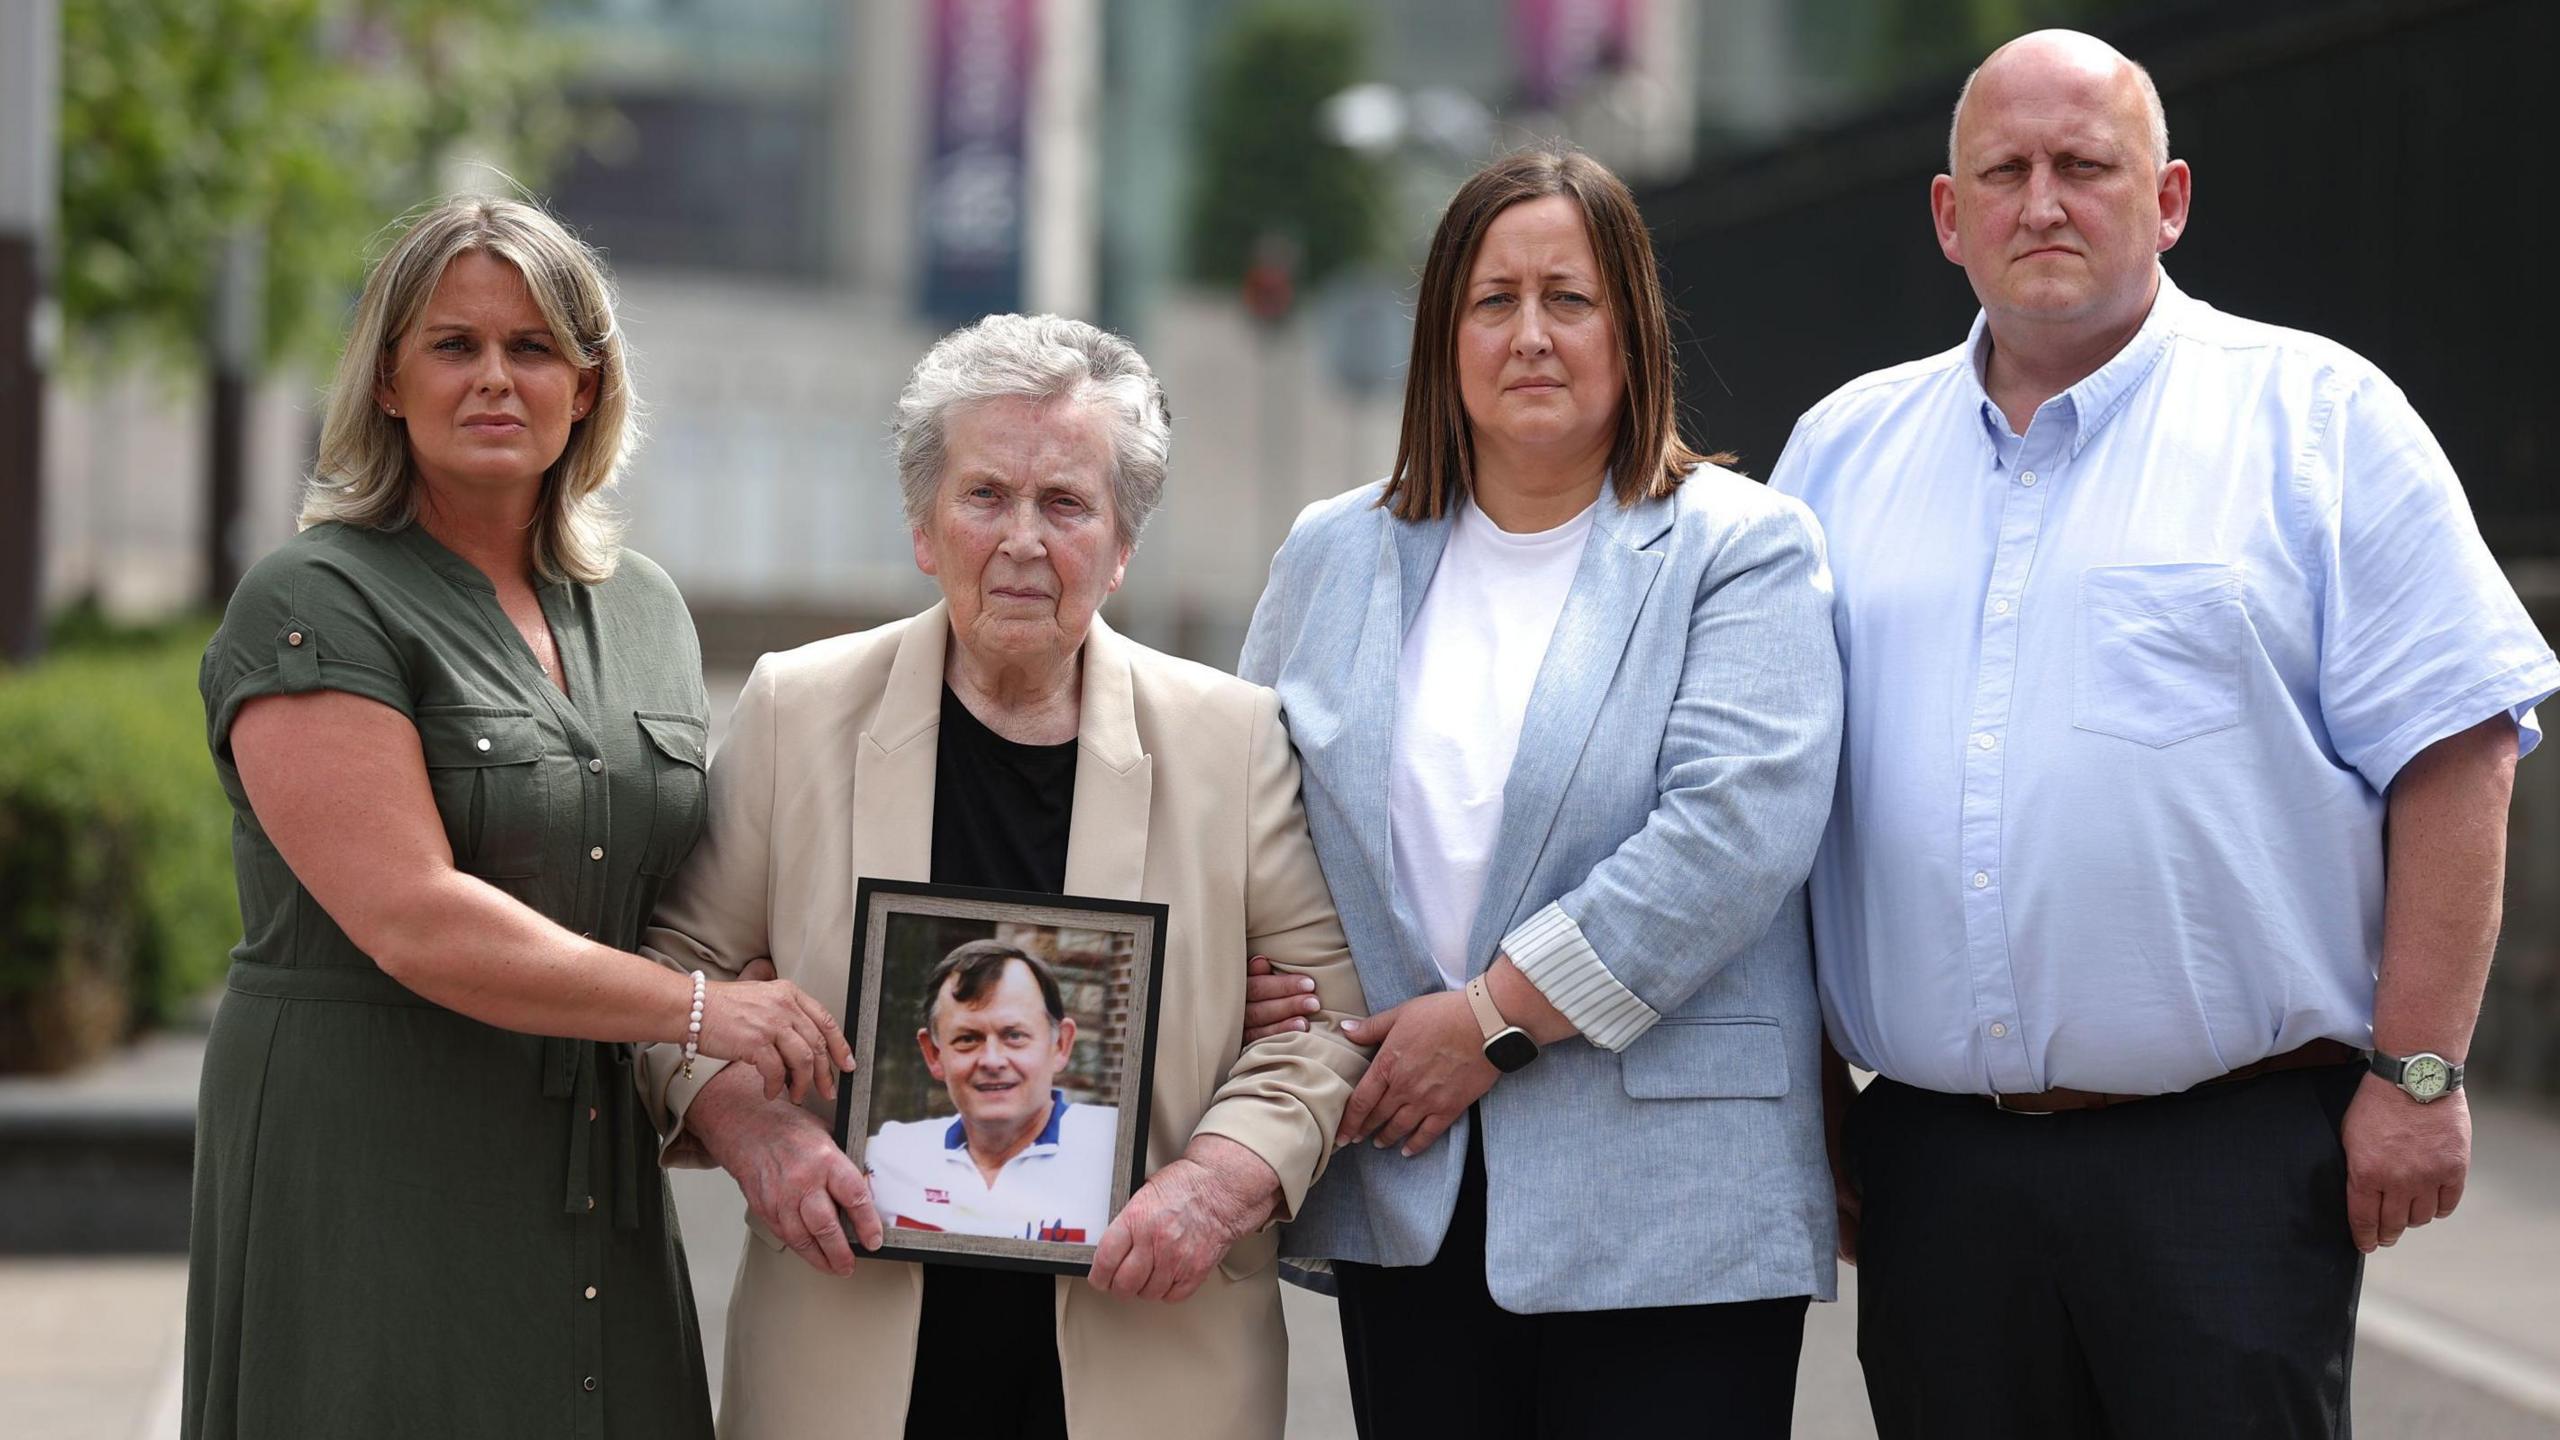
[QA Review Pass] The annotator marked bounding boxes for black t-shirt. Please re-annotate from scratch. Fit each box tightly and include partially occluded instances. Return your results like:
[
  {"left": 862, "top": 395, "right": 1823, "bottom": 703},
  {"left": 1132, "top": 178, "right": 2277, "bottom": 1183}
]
[
  {"left": 930, "top": 683, "right": 1076, "bottom": 894},
  {"left": 907, "top": 684, "right": 1076, "bottom": 1440}
]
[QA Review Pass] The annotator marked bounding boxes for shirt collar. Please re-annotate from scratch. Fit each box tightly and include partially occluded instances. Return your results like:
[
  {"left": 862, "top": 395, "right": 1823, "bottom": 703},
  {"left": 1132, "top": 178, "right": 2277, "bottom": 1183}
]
[
  {"left": 1965, "top": 267, "right": 2188, "bottom": 465},
  {"left": 942, "top": 1089, "right": 1070, "bottom": 1152}
]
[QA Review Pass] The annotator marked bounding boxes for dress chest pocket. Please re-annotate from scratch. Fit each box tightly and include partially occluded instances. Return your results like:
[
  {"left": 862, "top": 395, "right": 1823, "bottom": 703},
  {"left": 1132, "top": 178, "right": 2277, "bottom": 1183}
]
[
  {"left": 634, "top": 710, "right": 709, "bottom": 877},
  {"left": 2073, "top": 563, "right": 2247, "bottom": 749},
  {"left": 415, "top": 707, "right": 548, "bottom": 878}
]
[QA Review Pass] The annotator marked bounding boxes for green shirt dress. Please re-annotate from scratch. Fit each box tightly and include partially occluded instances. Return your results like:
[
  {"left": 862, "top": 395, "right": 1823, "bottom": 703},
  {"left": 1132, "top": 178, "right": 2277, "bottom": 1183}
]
[{"left": 185, "top": 521, "right": 717, "bottom": 1438}]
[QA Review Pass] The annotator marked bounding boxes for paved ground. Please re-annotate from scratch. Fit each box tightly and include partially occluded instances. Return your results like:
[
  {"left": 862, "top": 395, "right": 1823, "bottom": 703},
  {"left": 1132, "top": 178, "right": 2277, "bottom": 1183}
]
[
  {"left": 16, "top": 1018, "right": 2556, "bottom": 1438},
  {"left": 10, "top": 686, "right": 2559, "bottom": 1440}
]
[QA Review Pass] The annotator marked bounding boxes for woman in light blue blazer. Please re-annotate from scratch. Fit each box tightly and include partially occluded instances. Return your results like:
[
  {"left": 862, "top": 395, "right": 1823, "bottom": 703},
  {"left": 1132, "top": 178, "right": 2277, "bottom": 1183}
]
[{"left": 1238, "top": 148, "right": 1843, "bottom": 1437}]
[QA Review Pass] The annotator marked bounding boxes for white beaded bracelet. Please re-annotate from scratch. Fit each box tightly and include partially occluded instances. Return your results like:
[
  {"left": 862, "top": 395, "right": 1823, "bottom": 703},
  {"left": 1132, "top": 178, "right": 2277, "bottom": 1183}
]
[{"left": 681, "top": 970, "right": 706, "bottom": 1079}]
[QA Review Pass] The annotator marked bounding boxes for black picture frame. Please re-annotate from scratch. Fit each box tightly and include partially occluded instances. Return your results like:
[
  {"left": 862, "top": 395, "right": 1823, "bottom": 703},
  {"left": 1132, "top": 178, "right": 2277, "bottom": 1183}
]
[{"left": 834, "top": 878, "right": 1167, "bottom": 1275}]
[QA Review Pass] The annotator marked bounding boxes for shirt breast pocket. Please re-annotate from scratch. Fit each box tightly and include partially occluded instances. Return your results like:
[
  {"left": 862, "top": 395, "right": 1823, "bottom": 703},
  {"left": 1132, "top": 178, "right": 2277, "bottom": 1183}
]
[
  {"left": 415, "top": 707, "right": 548, "bottom": 878},
  {"left": 633, "top": 710, "right": 709, "bottom": 877},
  {"left": 2073, "top": 563, "right": 2247, "bottom": 749}
]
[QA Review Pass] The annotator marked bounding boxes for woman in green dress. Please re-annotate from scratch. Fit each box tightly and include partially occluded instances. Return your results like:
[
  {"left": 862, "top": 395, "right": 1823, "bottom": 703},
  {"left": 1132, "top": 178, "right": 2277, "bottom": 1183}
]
[{"left": 184, "top": 196, "right": 852, "bottom": 1438}]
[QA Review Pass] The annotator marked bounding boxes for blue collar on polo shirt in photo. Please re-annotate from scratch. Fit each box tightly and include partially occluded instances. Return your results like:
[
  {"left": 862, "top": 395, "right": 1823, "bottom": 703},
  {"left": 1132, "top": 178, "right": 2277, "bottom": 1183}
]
[
  {"left": 943, "top": 1088, "right": 1071, "bottom": 1151},
  {"left": 1771, "top": 270, "right": 2559, "bottom": 1098},
  {"left": 866, "top": 1090, "right": 1119, "bottom": 1244}
]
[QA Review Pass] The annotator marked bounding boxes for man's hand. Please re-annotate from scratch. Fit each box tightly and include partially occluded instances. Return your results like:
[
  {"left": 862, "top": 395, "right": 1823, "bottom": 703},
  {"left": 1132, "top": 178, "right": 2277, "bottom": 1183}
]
[
  {"left": 1336, "top": 991, "right": 1498, "bottom": 1156},
  {"left": 1088, "top": 1135, "right": 1280, "bottom": 1303},
  {"left": 688, "top": 1063, "right": 885, "bottom": 1276},
  {"left": 2341, "top": 1070, "right": 2471, "bottom": 1253}
]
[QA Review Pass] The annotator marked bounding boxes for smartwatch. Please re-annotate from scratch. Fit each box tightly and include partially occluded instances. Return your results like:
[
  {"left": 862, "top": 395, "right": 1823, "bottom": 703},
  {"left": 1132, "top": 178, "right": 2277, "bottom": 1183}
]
[
  {"left": 1465, "top": 975, "right": 1540, "bottom": 1074},
  {"left": 2370, "top": 1049, "right": 2463, "bottom": 1104}
]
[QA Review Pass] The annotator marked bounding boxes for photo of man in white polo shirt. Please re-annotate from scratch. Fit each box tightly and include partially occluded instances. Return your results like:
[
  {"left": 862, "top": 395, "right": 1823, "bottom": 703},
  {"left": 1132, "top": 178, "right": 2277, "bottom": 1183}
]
[{"left": 866, "top": 940, "right": 1120, "bottom": 1244}]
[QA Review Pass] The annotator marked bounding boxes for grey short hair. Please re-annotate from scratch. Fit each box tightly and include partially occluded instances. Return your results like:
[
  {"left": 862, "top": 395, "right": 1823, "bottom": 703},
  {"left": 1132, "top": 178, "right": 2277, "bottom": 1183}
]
[
  {"left": 1946, "top": 47, "right": 2170, "bottom": 175},
  {"left": 893, "top": 313, "right": 1172, "bottom": 548}
]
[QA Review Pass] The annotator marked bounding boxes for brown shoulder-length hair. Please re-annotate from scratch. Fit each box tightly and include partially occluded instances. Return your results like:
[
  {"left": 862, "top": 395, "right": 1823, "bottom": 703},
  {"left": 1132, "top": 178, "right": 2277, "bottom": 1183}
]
[{"left": 1382, "top": 146, "right": 1725, "bottom": 522}]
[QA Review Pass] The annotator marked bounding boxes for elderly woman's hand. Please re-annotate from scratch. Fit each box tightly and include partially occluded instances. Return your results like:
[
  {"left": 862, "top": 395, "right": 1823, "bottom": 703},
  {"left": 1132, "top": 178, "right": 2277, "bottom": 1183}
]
[
  {"left": 688, "top": 1063, "right": 885, "bottom": 1277},
  {"left": 1335, "top": 992, "right": 1498, "bottom": 1156},
  {"left": 696, "top": 964, "right": 857, "bottom": 1104},
  {"left": 1242, "top": 954, "right": 1324, "bottom": 1042},
  {"left": 1087, "top": 1136, "right": 1280, "bottom": 1303}
]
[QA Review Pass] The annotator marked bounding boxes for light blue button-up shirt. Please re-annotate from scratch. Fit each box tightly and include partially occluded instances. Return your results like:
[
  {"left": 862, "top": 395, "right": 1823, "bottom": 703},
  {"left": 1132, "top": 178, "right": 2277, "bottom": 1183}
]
[{"left": 1771, "top": 272, "right": 2559, "bottom": 1096}]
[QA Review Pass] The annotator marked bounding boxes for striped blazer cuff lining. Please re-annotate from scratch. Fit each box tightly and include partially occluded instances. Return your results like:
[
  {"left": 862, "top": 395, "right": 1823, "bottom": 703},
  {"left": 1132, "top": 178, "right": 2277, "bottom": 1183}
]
[{"left": 1503, "top": 903, "right": 1658, "bottom": 1052}]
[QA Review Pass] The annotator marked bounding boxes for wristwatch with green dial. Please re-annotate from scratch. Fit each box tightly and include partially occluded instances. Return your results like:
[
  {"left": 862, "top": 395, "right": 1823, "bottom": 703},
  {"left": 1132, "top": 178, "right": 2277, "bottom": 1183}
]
[{"left": 2371, "top": 1049, "right": 2463, "bottom": 1103}]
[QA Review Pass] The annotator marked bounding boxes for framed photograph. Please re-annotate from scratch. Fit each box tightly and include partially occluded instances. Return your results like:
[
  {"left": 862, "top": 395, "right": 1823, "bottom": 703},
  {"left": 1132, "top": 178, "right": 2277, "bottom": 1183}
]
[{"left": 833, "top": 878, "right": 1168, "bottom": 1274}]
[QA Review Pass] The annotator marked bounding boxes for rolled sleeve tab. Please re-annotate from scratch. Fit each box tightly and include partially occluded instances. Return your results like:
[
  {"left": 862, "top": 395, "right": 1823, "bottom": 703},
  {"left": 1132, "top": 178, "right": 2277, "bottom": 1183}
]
[
  {"left": 275, "top": 618, "right": 323, "bottom": 687},
  {"left": 1503, "top": 901, "right": 1658, "bottom": 1052}
]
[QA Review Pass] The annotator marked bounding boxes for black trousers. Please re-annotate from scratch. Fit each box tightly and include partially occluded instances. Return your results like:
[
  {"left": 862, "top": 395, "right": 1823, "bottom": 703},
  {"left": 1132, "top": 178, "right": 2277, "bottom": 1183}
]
[
  {"left": 905, "top": 1264, "right": 1067, "bottom": 1440},
  {"left": 1334, "top": 1127, "right": 1810, "bottom": 1439},
  {"left": 1850, "top": 1063, "right": 2366, "bottom": 1440}
]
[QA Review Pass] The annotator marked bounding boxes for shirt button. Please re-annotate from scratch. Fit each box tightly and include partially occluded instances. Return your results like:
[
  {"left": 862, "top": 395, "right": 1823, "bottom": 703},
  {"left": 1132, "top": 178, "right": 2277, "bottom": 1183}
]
[
  {"left": 585, "top": 1195, "right": 596, "bottom": 1211},
  {"left": 1992, "top": 598, "right": 2012, "bottom": 615},
  {"left": 2020, "top": 471, "right": 2038, "bottom": 486},
  {"left": 1990, "top": 1021, "right": 2009, "bottom": 1038},
  {"left": 475, "top": 737, "right": 492, "bottom": 752},
  {"left": 590, "top": 846, "right": 605, "bottom": 861},
  {"left": 588, "top": 1106, "right": 600, "bottom": 1121},
  {"left": 584, "top": 1285, "right": 598, "bottom": 1300},
  {"left": 286, "top": 631, "right": 305, "bottom": 647},
  {"left": 1972, "top": 871, "right": 1991, "bottom": 889},
  {"left": 589, "top": 757, "right": 605, "bottom": 773},
  {"left": 583, "top": 1376, "right": 598, "bottom": 1392},
  {"left": 1976, "top": 733, "right": 1997, "bottom": 751}
]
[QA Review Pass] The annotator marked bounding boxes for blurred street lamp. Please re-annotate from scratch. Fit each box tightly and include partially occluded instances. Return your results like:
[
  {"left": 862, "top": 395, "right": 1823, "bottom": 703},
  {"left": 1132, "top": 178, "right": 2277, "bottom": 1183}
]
[
  {"left": 206, "top": 225, "right": 263, "bottom": 607},
  {"left": 1243, "top": 230, "right": 1302, "bottom": 557},
  {"left": 1320, "top": 83, "right": 1406, "bottom": 154},
  {"left": 1321, "top": 83, "right": 1494, "bottom": 162},
  {"left": 1, "top": 0, "right": 58, "bottom": 663}
]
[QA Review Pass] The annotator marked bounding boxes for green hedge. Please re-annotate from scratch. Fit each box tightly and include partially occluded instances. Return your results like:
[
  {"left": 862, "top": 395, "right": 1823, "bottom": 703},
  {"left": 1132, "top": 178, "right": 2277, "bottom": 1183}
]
[{"left": 0, "top": 618, "right": 236, "bottom": 1064}]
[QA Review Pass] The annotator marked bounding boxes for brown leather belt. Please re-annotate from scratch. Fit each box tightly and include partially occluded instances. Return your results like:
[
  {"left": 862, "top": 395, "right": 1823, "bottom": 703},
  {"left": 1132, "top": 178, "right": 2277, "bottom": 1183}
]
[{"left": 1990, "top": 1038, "right": 2361, "bottom": 1114}]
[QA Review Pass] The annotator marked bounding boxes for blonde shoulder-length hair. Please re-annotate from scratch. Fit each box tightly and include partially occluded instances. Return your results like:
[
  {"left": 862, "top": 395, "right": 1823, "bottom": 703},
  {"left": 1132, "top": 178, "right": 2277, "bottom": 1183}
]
[{"left": 302, "top": 196, "right": 640, "bottom": 585}]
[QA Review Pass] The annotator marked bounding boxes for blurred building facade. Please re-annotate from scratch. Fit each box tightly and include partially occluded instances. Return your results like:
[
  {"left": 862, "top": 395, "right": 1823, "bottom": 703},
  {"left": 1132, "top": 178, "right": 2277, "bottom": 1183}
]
[
  {"left": 26, "top": 0, "right": 2560, "bottom": 1096},
  {"left": 37, "top": 0, "right": 2553, "bottom": 652},
  {"left": 39, "top": 0, "right": 1836, "bottom": 666}
]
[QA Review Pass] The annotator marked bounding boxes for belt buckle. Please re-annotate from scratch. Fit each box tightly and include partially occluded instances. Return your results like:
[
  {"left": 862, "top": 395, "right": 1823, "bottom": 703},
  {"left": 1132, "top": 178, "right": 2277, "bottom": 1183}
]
[{"left": 1992, "top": 1091, "right": 2055, "bottom": 1116}]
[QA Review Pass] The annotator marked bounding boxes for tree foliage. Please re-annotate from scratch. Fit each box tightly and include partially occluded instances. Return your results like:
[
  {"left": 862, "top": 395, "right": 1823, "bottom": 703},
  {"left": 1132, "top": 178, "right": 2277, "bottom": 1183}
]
[
  {"left": 1184, "top": 0, "right": 1389, "bottom": 292},
  {"left": 1858, "top": 0, "right": 2132, "bottom": 96},
  {"left": 58, "top": 0, "right": 573, "bottom": 369}
]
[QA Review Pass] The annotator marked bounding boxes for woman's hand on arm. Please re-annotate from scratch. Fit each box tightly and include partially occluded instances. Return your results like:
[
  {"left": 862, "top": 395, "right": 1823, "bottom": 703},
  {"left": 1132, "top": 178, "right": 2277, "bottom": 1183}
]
[
  {"left": 1088, "top": 1135, "right": 1281, "bottom": 1302},
  {"left": 1333, "top": 953, "right": 1575, "bottom": 1158},
  {"left": 230, "top": 690, "right": 852, "bottom": 1100},
  {"left": 1336, "top": 992, "right": 1496, "bottom": 1156},
  {"left": 1242, "top": 954, "right": 1324, "bottom": 1041},
  {"left": 688, "top": 1063, "right": 884, "bottom": 1276}
]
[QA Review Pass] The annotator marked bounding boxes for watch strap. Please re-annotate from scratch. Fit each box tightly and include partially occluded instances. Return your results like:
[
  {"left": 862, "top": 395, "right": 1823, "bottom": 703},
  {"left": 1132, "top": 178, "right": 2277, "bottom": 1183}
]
[
  {"left": 1464, "top": 975, "right": 1510, "bottom": 1044},
  {"left": 2372, "top": 1048, "right": 2464, "bottom": 1091}
]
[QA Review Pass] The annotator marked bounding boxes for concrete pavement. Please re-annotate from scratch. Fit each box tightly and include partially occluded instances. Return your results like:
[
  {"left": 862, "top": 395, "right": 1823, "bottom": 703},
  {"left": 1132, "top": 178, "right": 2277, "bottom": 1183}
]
[{"left": 9, "top": 1026, "right": 2560, "bottom": 1437}]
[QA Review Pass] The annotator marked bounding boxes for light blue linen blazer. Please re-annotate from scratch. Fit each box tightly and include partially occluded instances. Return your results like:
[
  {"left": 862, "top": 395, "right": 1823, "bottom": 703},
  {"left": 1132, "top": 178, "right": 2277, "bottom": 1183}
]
[{"left": 1239, "top": 469, "right": 1845, "bottom": 1313}]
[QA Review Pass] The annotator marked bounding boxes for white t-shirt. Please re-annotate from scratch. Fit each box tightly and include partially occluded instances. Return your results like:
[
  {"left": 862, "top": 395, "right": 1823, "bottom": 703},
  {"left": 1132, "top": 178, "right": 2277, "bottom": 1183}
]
[
  {"left": 865, "top": 1092, "right": 1119, "bottom": 1244},
  {"left": 1391, "top": 494, "right": 1598, "bottom": 989}
]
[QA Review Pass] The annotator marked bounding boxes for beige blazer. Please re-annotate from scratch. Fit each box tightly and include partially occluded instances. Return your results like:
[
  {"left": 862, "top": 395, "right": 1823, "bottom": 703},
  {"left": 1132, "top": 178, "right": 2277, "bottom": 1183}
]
[{"left": 638, "top": 604, "right": 1368, "bottom": 1439}]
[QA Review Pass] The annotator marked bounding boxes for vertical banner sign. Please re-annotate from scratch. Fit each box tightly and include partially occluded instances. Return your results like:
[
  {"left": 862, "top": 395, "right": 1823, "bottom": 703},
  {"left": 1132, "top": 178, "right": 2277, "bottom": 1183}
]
[
  {"left": 1513, "top": 0, "right": 1637, "bottom": 110},
  {"left": 922, "top": 0, "right": 1039, "bottom": 325}
]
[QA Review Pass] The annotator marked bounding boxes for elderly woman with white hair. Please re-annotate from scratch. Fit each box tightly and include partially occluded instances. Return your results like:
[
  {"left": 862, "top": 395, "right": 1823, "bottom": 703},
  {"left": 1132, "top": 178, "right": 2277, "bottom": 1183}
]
[
  {"left": 637, "top": 313, "right": 1369, "bottom": 1440},
  {"left": 186, "top": 197, "right": 854, "bottom": 1438}
]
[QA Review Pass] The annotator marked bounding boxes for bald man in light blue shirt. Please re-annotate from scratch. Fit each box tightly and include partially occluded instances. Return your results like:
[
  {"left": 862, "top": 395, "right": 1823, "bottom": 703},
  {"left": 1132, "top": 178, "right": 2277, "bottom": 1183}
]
[{"left": 1770, "top": 28, "right": 2558, "bottom": 1440}]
